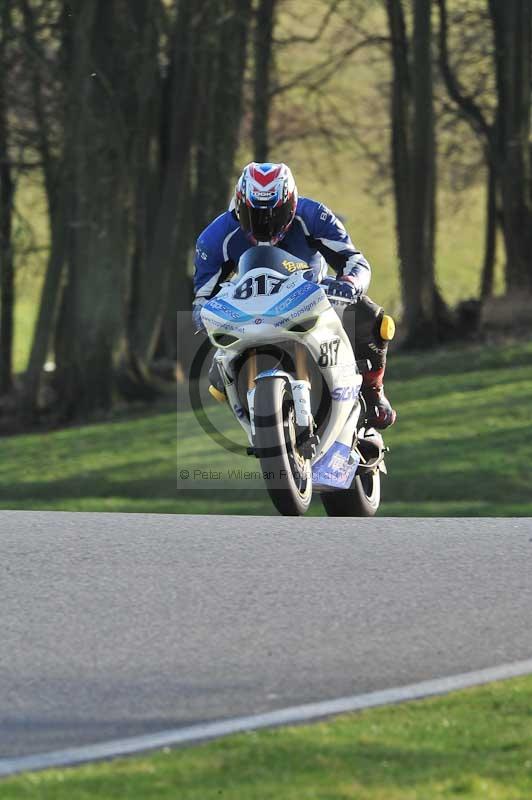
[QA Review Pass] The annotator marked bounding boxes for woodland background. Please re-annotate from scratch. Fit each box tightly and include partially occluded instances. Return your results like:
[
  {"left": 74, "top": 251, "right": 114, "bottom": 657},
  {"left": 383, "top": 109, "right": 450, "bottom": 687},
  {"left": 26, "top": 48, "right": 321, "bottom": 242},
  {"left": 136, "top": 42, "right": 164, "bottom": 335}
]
[{"left": 0, "top": 0, "right": 531, "bottom": 426}]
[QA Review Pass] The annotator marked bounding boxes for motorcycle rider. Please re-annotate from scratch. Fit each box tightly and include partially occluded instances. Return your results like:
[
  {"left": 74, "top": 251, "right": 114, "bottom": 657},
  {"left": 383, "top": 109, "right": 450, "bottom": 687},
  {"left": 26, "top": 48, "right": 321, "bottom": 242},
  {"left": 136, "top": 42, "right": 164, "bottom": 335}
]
[{"left": 192, "top": 162, "right": 396, "bottom": 429}]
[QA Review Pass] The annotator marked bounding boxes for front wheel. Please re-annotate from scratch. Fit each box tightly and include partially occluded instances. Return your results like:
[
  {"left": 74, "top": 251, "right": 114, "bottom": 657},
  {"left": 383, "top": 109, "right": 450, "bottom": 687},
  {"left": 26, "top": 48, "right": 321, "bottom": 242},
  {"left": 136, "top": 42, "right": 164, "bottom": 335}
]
[
  {"left": 321, "top": 470, "right": 381, "bottom": 517},
  {"left": 254, "top": 377, "right": 312, "bottom": 516}
]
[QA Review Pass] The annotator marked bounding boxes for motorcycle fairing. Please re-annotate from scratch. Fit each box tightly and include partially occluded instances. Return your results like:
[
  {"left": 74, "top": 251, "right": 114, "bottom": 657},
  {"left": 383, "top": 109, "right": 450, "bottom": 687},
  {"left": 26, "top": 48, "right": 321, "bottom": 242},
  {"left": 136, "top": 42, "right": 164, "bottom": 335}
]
[
  {"left": 203, "top": 279, "right": 321, "bottom": 324},
  {"left": 202, "top": 248, "right": 364, "bottom": 479},
  {"left": 312, "top": 399, "right": 361, "bottom": 489}
]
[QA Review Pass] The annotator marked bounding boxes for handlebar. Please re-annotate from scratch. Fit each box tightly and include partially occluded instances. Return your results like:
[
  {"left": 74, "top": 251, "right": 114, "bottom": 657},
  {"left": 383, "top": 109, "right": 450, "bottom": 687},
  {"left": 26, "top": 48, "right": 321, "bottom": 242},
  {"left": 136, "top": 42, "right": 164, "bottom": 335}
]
[{"left": 323, "top": 292, "right": 359, "bottom": 306}]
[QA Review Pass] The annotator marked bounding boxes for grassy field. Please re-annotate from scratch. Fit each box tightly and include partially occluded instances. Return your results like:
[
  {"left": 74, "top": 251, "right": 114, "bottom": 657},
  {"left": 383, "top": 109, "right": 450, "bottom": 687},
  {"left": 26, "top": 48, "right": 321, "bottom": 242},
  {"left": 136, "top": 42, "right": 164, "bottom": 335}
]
[
  {"left": 3, "top": 675, "right": 532, "bottom": 798},
  {"left": 1, "top": 338, "right": 531, "bottom": 515}
]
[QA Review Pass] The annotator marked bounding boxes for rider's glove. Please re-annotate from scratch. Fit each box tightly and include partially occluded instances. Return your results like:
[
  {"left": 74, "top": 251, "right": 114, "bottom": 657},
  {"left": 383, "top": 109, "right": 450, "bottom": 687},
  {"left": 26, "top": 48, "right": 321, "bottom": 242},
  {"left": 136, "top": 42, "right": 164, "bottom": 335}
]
[
  {"left": 322, "top": 275, "right": 363, "bottom": 302},
  {"left": 192, "top": 298, "right": 207, "bottom": 334}
]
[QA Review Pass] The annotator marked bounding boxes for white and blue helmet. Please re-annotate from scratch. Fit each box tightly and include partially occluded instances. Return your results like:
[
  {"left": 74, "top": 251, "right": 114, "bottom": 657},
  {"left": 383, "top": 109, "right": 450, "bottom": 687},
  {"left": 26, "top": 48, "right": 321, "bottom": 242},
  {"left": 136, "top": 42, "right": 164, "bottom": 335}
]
[{"left": 235, "top": 162, "right": 298, "bottom": 245}]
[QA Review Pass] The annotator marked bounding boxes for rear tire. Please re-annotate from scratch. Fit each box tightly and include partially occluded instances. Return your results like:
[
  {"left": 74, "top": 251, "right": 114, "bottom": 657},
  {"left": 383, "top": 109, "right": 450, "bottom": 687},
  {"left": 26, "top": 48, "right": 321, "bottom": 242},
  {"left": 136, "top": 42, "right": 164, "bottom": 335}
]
[
  {"left": 254, "top": 377, "right": 312, "bottom": 516},
  {"left": 321, "top": 470, "right": 380, "bottom": 517}
]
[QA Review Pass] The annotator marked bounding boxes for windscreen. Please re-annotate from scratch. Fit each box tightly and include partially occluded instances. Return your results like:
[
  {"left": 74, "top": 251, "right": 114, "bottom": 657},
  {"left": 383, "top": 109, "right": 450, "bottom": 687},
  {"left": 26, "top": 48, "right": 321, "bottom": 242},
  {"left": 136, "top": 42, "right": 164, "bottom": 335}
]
[{"left": 237, "top": 246, "right": 310, "bottom": 278}]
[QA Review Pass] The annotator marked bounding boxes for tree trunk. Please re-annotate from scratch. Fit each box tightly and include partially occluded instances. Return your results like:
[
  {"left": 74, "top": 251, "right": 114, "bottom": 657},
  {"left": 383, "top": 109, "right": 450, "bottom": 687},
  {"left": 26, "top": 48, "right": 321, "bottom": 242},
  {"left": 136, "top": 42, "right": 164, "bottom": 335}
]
[
  {"left": 407, "top": 0, "right": 437, "bottom": 344},
  {"left": 193, "top": 1, "right": 221, "bottom": 230},
  {"left": 0, "top": 138, "right": 14, "bottom": 399},
  {"left": 120, "top": 0, "right": 165, "bottom": 399},
  {"left": 54, "top": 2, "right": 130, "bottom": 417},
  {"left": 23, "top": 205, "right": 67, "bottom": 411},
  {"left": 20, "top": 0, "right": 71, "bottom": 413},
  {"left": 194, "top": 0, "right": 253, "bottom": 225},
  {"left": 489, "top": 0, "right": 532, "bottom": 292},
  {"left": 253, "top": 0, "right": 276, "bottom": 161},
  {"left": 386, "top": 0, "right": 442, "bottom": 346},
  {"left": 436, "top": 0, "right": 500, "bottom": 307},
  {"left": 0, "top": 0, "right": 14, "bottom": 395},
  {"left": 480, "top": 158, "right": 498, "bottom": 300},
  {"left": 385, "top": 0, "right": 413, "bottom": 299},
  {"left": 163, "top": 0, "right": 253, "bottom": 376},
  {"left": 211, "top": 0, "right": 253, "bottom": 212},
  {"left": 130, "top": 0, "right": 202, "bottom": 364}
]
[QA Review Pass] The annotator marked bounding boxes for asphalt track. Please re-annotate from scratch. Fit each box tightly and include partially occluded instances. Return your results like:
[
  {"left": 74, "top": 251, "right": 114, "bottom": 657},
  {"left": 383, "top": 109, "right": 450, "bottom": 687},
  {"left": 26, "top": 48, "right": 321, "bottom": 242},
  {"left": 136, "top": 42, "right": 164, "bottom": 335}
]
[{"left": 1, "top": 511, "right": 532, "bottom": 772}]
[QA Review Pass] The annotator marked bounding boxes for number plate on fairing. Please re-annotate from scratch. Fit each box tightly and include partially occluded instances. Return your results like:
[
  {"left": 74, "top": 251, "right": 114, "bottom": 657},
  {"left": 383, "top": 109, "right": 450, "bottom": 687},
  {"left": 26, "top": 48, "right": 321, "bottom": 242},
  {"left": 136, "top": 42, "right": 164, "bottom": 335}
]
[{"left": 312, "top": 442, "right": 360, "bottom": 489}]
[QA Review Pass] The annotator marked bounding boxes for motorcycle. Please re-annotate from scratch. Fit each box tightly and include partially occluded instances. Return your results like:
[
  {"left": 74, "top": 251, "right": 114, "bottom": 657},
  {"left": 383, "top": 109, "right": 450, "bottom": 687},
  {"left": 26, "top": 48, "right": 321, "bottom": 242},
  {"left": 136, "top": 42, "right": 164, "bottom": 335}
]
[{"left": 201, "top": 246, "right": 388, "bottom": 517}]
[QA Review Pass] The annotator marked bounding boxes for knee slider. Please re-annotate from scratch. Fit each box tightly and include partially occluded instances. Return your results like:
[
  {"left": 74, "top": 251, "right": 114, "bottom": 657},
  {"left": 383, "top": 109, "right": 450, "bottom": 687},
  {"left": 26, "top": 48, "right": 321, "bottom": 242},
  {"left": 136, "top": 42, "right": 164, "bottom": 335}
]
[{"left": 379, "top": 314, "right": 395, "bottom": 341}]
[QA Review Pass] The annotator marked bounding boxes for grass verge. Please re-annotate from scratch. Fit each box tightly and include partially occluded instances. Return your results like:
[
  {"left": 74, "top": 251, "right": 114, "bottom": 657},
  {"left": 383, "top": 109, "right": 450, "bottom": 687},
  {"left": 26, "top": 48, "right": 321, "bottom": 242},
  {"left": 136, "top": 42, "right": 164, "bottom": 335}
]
[
  {"left": 2, "top": 675, "right": 532, "bottom": 798},
  {"left": 1, "top": 339, "right": 531, "bottom": 515}
]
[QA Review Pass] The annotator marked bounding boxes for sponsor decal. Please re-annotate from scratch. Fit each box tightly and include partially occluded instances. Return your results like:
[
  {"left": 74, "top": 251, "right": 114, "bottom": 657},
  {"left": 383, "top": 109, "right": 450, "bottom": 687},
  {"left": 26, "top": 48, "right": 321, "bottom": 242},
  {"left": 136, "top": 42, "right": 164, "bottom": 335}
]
[
  {"left": 207, "top": 281, "right": 322, "bottom": 329},
  {"left": 312, "top": 441, "right": 358, "bottom": 489},
  {"left": 252, "top": 190, "right": 276, "bottom": 200},
  {"left": 331, "top": 386, "right": 359, "bottom": 402},
  {"left": 206, "top": 298, "right": 252, "bottom": 322},
  {"left": 282, "top": 259, "right": 307, "bottom": 272},
  {"left": 216, "top": 321, "right": 245, "bottom": 333},
  {"left": 233, "top": 403, "right": 245, "bottom": 419},
  {"left": 265, "top": 282, "right": 320, "bottom": 317},
  {"left": 328, "top": 451, "right": 349, "bottom": 471},
  {"left": 273, "top": 299, "right": 321, "bottom": 328}
]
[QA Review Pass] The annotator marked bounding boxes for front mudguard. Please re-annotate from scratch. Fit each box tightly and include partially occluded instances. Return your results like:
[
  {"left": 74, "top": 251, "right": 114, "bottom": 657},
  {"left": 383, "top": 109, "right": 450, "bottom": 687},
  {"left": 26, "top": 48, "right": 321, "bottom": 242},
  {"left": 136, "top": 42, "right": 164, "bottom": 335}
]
[{"left": 248, "top": 369, "right": 312, "bottom": 436}]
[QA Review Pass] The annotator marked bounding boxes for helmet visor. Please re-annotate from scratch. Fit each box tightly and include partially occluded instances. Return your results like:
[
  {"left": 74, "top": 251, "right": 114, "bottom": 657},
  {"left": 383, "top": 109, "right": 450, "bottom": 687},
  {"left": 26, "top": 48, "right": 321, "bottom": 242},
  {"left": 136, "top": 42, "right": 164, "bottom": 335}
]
[{"left": 238, "top": 202, "right": 293, "bottom": 242}]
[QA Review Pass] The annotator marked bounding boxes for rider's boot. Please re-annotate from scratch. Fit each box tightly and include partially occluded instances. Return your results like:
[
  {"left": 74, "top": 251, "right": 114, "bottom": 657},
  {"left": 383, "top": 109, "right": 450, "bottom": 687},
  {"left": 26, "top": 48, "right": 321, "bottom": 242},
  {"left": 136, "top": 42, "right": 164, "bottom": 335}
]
[
  {"left": 361, "top": 366, "right": 396, "bottom": 429},
  {"left": 208, "top": 359, "right": 226, "bottom": 403}
]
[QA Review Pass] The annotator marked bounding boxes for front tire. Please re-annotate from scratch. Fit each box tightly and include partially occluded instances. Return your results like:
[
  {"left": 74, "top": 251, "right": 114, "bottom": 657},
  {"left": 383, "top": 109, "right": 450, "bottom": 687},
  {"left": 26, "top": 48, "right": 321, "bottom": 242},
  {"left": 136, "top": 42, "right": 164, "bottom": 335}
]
[
  {"left": 321, "top": 470, "right": 381, "bottom": 517},
  {"left": 254, "top": 377, "right": 312, "bottom": 516}
]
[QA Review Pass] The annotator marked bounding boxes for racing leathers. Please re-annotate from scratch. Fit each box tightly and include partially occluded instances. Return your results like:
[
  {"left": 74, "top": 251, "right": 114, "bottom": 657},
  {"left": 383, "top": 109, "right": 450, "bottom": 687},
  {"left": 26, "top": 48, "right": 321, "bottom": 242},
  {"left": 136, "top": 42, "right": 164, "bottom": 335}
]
[{"left": 193, "top": 197, "right": 396, "bottom": 429}]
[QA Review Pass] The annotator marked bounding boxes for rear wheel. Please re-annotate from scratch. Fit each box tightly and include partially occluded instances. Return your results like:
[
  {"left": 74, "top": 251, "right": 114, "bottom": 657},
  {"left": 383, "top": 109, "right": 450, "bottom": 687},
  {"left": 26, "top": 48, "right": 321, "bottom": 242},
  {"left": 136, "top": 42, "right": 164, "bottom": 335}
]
[
  {"left": 254, "top": 377, "right": 312, "bottom": 516},
  {"left": 321, "top": 470, "right": 380, "bottom": 517}
]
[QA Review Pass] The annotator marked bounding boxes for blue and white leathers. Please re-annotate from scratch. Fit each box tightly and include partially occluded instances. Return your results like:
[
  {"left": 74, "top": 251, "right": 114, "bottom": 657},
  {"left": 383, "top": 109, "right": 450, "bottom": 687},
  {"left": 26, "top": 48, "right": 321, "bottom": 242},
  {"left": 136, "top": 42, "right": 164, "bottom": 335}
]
[{"left": 194, "top": 197, "right": 371, "bottom": 301}]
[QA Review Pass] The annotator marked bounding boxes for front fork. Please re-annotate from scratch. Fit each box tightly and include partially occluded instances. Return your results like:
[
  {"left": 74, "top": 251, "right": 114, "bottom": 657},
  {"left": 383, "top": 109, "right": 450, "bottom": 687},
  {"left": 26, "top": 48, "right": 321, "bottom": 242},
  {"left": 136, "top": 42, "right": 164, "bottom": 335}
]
[
  {"left": 246, "top": 343, "right": 316, "bottom": 456},
  {"left": 292, "top": 342, "right": 313, "bottom": 430},
  {"left": 245, "top": 342, "right": 309, "bottom": 386}
]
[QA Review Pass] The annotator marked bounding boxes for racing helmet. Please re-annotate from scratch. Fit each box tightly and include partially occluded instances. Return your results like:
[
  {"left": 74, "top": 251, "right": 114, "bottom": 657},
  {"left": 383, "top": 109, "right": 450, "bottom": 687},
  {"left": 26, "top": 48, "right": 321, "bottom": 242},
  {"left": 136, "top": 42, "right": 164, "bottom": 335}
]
[{"left": 234, "top": 162, "right": 298, "bottom": 245}]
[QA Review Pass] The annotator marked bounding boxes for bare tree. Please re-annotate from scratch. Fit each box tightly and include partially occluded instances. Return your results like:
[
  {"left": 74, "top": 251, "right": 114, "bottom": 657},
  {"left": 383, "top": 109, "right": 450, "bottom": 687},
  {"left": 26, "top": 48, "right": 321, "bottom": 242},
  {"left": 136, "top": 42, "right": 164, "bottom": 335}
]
[
  {"left": 54, "top": 2, "right": 131, "bottom": 416},
  {"left": 386, "top": 0, "right": 450, "bottom": 345},
  {"left": 488, "top": 0, "right": 532, "bottom": 293},
  {"left": 0, "top": 0, "right": 14, "bottom": 395},
  {"left": 253, "top": 0, "right": 277, "bottom": 161},
  {"left": 409, "top": 0, "right": 438, "bottom": 341},
  {"left": 21, "top": 0, "right": 70, "bottom": 413},
  {"left": 436, "top": 0, "right": 499, "bottom": 301},
  {"left": 130, "top": 0, "right": 200, "bottom": 366},
  {"left": 438, "top": 0, "right": 532, "bottom": 296}
]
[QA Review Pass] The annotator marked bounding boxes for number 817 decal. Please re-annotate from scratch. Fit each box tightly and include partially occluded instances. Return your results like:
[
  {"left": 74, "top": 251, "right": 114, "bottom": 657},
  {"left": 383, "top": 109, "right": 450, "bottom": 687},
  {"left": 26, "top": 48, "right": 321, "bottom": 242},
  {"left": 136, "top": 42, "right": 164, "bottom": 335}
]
[
  {"left": 234, "top": 274, "right": 287, "bottom": 299},
  {"left": 318, "top": 337, "right": 340, "bottom": 367}
]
